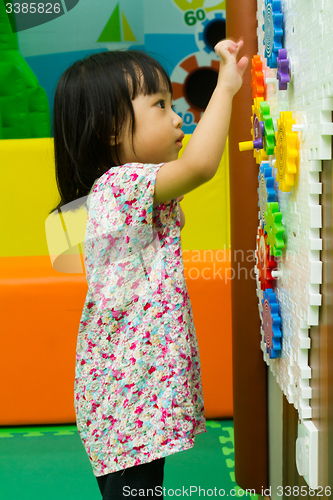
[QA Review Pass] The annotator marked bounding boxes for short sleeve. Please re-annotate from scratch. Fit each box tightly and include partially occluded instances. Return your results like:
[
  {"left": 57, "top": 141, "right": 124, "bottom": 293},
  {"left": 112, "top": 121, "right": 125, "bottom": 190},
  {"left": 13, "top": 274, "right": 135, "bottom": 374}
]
[{"left": 88, "top": 162, "right": 162, "bottom": 236}]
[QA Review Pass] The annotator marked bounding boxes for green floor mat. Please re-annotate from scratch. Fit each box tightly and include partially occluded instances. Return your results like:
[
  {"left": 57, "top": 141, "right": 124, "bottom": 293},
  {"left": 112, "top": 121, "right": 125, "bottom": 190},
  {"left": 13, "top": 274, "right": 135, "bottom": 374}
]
[{"left": 0, "top": 420, "right": 258, "bottom": 499}]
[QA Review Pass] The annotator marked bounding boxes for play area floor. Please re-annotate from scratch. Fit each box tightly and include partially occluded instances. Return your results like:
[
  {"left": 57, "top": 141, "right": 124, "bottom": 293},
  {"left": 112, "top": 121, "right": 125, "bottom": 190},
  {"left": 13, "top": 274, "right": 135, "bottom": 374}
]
[{"left": 0, "top": 420, "right": 258, "bottom": 499}]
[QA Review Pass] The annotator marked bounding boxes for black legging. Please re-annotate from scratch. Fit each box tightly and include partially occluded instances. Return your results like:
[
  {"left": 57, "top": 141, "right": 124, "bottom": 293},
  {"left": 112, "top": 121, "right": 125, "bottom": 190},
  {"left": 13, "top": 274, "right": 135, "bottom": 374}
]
[{"left": 96, "top": 457, "right": 165, "bottom": 499}]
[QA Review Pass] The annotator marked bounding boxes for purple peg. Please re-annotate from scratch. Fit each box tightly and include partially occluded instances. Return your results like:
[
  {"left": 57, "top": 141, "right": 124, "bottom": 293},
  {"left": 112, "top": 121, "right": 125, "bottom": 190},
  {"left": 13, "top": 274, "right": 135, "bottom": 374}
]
[{"left": 277, "top": 48, "right": 290, "bottom": 90}]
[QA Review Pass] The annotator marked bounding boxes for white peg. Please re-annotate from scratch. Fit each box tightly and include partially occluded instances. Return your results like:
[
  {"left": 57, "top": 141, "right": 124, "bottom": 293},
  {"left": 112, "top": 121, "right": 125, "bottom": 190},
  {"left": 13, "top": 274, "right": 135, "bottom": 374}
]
[
  {"left": 265, "top": 77, "right": 279, "bottom": 91},
  {"left": 292, "top": 114, "right": 308, "bottom": 141}
]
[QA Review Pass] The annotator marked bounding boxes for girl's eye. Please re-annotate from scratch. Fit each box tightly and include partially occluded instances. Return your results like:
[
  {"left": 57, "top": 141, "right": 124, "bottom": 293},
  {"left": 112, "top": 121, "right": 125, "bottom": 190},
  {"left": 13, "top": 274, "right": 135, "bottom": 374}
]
[
  {"left": 172, "top": 104, "right": 176, "bottom": 112},
  {"left": 156, "top": 100, "right": 165, "bottom": 109}
]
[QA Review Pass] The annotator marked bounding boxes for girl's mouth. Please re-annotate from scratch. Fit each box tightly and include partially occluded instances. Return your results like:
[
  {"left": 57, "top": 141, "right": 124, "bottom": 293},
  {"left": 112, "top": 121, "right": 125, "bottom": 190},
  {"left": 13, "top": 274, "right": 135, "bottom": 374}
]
[{"left": 176, "top": 133, "right": 185, "bottom": 147}]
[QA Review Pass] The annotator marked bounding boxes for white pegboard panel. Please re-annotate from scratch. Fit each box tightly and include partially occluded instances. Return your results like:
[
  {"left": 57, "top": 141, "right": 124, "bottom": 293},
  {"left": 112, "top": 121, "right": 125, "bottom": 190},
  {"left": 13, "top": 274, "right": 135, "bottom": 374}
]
[{"left": 255, "top": 0, "right": 331, "bottom": 420}]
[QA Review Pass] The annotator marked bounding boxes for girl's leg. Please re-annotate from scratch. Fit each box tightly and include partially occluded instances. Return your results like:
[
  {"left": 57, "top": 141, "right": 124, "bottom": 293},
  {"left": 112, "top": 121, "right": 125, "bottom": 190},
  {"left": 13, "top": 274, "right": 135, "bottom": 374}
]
[{"left": 96, "top": 457, "right": 165, "bottom": 499}]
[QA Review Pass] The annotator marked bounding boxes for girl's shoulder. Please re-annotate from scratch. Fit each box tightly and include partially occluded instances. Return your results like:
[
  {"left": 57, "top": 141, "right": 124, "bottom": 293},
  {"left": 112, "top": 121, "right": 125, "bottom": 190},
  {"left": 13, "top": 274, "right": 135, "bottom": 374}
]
[
  {"left": 110, "top": 162, "right": 165, "bottom": 173},
  {"left": 91, "top": 163, "right": 164, "bottom": 192}
]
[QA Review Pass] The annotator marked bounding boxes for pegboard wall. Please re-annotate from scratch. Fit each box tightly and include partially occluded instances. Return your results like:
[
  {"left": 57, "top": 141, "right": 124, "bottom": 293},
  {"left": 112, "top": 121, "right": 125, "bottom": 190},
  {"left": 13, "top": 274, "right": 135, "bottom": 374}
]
[{"left": 243, "top": 0, "right": 333, "bottom": 421}]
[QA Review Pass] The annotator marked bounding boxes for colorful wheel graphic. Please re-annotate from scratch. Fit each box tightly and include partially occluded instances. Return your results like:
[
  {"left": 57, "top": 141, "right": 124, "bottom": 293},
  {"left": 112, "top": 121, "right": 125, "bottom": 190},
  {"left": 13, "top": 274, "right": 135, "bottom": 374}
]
[
  {"left": 171, "top": 52, "right": 219, "bottom": 125},
  {"left": 195, "top": 11, "right": 226, "bottom": 54},
  {"left": 172, "top": 0, "right": 225, "bottom": 12},
  {"left": 262, "top": 288, "right": 282, "bottom": 359}
]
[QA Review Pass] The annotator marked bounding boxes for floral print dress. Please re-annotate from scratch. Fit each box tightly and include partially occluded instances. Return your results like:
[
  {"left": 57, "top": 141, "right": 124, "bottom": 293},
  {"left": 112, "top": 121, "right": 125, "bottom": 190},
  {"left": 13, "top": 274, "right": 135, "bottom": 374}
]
[{"left": 74, "top": 162, "right": 206, "bottom": 477}]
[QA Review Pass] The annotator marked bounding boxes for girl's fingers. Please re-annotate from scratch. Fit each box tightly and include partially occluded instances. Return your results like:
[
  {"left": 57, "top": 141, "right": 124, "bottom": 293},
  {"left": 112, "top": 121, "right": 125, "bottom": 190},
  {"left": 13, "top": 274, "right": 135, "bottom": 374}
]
[
  {"left": 234, "top": 40, "right": 244, "bottom": 57},
  {"left": 215, "top": 39, "right": 237, "bottom": 54},
  {"left": 217, "top": 48, "right": 231, "bottom": 65},
  {"left": 215, "top": 39, "right": 244, "bottom": 60},
  {"left": 215, "top": 39, "right": 246, "bottom": 69},
  {"left": 237, "top": 55, "right": 249, "bottom": 76}
]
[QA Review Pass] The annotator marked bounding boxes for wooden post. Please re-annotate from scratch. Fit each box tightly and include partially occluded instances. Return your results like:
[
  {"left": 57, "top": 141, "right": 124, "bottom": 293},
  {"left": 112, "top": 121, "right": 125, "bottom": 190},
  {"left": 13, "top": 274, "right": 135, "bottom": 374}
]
[{"left": 225, "top": 0, "right": 268, "bottom": 491}]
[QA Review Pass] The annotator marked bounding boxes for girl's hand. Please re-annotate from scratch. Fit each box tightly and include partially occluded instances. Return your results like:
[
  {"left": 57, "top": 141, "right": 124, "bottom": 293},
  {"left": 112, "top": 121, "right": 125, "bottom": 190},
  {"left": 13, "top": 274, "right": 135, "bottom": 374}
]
[{"left": 214, "top": 39, "right": 248, "bottom": 97}]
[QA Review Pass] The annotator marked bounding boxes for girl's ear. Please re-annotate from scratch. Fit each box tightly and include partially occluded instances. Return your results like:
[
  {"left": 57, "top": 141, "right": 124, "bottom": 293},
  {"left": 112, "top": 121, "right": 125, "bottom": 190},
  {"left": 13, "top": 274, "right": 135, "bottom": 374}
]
[{"left": 110, "top": 134, "right": 117, "bottom": 146}]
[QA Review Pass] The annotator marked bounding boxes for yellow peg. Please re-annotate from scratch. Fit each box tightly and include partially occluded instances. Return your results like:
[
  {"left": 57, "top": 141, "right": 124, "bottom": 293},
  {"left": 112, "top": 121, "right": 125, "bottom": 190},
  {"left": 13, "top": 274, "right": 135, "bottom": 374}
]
[{"left": 239, "top": 141, "right": 254, "bottom": 152}]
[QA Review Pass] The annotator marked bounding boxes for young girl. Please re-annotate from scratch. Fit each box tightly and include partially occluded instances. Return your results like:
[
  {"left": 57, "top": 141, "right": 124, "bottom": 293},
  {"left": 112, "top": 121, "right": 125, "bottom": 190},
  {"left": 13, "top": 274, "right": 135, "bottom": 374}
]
[{"left": 52, "top": 40, "right": 247, "bottom": 499}]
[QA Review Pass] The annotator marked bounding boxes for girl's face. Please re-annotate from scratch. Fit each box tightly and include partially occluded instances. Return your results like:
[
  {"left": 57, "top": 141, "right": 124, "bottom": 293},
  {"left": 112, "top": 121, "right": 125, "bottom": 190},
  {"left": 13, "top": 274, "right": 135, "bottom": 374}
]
[{"left": 116, "top": 88, "right": 184, "bottom": 165}]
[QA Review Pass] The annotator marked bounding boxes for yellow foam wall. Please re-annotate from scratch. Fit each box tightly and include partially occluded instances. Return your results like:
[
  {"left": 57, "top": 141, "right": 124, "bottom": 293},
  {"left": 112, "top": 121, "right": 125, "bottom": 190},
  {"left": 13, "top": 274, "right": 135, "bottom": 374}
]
[
  {"left": 1, "top": 136, "right": 230, "bottom": 256},
  {"left": 179, "top": 134, "right": 230, "bottom": 251},
  {"left": 1, "top": 138, "right": 58, "bottom": 256}
]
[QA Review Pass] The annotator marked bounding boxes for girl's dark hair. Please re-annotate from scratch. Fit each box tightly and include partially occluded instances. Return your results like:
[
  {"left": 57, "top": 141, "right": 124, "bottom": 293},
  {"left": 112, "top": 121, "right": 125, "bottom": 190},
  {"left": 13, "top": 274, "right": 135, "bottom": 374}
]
[{"left": 49, "top": 50, "right": 173, "bottom": 214}]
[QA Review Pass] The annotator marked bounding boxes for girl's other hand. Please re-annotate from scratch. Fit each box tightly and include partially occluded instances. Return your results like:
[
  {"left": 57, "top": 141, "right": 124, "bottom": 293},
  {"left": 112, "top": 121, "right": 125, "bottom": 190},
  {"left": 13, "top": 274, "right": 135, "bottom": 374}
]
[{"left": 214, "top": 39, "right": 248, "bottom": 97}]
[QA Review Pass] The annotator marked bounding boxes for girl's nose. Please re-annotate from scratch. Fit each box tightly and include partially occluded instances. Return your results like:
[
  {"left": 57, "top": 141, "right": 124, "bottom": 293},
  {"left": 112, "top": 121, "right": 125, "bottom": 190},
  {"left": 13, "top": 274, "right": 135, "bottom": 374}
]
[{"left": 173, "top": 109, "right": 183, "bottom": 128}]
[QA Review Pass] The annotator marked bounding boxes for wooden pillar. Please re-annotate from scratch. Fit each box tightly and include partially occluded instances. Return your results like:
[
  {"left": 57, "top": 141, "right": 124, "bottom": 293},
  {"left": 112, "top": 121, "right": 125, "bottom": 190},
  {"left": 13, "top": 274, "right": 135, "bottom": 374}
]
[{"left": 225, "top": 0, "right": 268, "bottom": 492}]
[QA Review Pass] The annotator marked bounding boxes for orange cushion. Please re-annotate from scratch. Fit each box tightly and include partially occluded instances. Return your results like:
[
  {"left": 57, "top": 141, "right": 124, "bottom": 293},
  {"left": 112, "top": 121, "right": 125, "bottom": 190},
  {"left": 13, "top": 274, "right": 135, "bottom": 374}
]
[
  {"left": 0, "top": 256, "right": 86, "bottom": 425},
  {"left": 184, "top": 250, "right": 233, "bottom": 418},
  {"left": 0, "top": 251, "right": 232, "bottom": 425}
]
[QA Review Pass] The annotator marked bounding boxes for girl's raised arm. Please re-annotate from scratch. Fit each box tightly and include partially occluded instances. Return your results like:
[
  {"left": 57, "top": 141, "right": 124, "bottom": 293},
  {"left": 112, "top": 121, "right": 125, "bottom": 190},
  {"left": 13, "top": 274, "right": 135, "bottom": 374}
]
[{"left": 153, "top": 39, "right": 248, "bottom": 208}]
